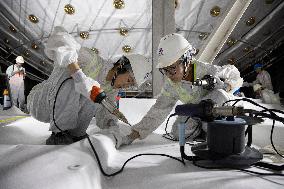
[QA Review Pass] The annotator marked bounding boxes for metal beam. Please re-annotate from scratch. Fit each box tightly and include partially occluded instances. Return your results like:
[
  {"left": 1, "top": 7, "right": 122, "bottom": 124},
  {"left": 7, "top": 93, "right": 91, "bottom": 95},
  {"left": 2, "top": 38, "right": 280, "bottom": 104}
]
[
  {"left": 152, "top": 0, "right": 175, "bottom": 97},
  {"left": 198, "top": 0, "right": 253, "bottom": 63},
  {"left": 0, "top": 45, "right": 50, "bottom": 77}
]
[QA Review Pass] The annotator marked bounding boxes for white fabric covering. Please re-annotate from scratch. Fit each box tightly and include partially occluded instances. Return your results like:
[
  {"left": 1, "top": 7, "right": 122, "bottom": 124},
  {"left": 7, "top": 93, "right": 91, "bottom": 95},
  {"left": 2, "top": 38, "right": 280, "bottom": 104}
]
[{"left": 0, "top": 98, "right": 283, "bottom": 189}]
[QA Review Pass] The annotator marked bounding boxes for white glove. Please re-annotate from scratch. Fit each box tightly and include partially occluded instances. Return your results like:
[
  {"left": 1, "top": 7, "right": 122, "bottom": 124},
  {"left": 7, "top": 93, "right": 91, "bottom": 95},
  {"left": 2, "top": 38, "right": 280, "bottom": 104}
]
[
  {"left": 54, "top": 47, "right": 78, "bottom": 67},
  {"left": 97, "top": 128, "right": 134, "bottom": 149},
  {"left": 44, "top": 26, "right": 81, "bottom": 67},
  {"left": 214, "top": 77, "right": 231, "bottom": 92},
  {"left": 109, "top": 131, "right": 134, "bottom": 149},
  {"left": 120, "top": 136, "right": 134, "bottom": 148},
  {"left": 72, "top": 69, "right": 100, "bottom": 100}
]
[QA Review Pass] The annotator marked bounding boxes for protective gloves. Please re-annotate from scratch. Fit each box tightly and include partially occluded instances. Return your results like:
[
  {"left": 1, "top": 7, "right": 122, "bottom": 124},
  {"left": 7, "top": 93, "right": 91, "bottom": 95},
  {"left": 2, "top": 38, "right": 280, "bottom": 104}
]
[
  {"left": 97, "top": 127, "right": 134, "bottom": 149},
  {"left": 109, "top": 125, "right": 135, "bottom": 149},
  {"left": 54, "top": 47, "right": 79, "bottom": 67},
  {"left": 44, "top": 26, "right": 81, "bottom": 67},
  {"left": 214, "top": 77, "right": 231, "bottom": 92},
  {"left": 116, "top": 135, "right": 135, "bottom": 148}
]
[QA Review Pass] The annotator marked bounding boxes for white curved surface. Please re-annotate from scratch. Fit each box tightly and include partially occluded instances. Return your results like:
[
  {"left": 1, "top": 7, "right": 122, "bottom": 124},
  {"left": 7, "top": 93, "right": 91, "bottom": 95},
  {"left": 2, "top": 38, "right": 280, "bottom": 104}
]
[{"left": 0, "top": 98, "right": 283, "bottom": 189}]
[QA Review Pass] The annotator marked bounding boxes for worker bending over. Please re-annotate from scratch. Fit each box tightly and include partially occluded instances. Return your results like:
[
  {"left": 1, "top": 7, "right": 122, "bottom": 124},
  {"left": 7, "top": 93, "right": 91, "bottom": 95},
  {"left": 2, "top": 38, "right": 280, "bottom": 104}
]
[{"left": 27, "top": 26, "right": 151, "bottom": 146}]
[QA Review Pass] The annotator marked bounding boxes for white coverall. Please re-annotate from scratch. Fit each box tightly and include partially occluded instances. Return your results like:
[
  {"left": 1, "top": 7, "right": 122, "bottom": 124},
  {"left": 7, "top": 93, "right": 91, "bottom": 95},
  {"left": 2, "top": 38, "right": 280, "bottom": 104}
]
[
  {"left": 27, "top": 48, "right": 119, "bottom": 137},
  {"left": 253, "top": 70, "right": 276, "bottom": 104},
  {"left": 132, "top": 60, "right": 243, "bottom": 139},
  {"left": 253, "top": 70, "right": 273, "bottom": 91},
  {"left": 6, "top": 64, "right": 25, "bottom": 109}
]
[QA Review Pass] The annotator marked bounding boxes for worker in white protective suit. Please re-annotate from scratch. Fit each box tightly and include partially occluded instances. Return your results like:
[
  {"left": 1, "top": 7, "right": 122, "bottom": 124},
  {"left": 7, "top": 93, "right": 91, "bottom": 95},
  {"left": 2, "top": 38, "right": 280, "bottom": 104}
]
[
  {"left": 27, "top": 26, "right": 151, "bottom": 146},
  {"left": 251, "top": 64, "right": 278, "bottom": 104},
  {"left": 121, "top": 33, "right": 243, "bottom": 145},
  {"left": 6, "top": 56, "right": 26, "bottom": 110},
  {"left": 253, "top": 64, "right": 273, "bottom": 91}
]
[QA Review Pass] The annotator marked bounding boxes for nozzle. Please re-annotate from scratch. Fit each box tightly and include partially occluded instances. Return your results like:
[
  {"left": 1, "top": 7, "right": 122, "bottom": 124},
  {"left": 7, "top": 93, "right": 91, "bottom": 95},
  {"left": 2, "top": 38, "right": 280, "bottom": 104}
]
[
  {"left": 100, "top": 98, "right": 130, "bottom": 125},
  {"left": 113, "top": 109, "right": 130, "bottom": 125}
]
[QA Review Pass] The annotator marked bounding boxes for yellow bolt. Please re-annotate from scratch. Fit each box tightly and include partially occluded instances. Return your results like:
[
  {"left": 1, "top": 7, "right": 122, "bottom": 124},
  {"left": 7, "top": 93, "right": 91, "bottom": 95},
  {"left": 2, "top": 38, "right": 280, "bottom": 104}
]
[{"left": 3, "top": 89, "right": 9, "bottom": 95}]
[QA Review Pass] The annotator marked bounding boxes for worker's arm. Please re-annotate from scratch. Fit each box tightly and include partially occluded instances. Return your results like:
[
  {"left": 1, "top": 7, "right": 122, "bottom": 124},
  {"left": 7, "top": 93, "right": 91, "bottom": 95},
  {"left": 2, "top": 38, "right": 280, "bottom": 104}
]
[
  {"left": 68, "top": 62, "right": 101, "bottom": 101},
  {"left": 197, "top": 61, "right": 243, "bottom": 93},
  {"left": 5, "top": 65, "right": 18, "bottom": 78},
  {"left": 262, "top": 71, "right": 273, "bottom": 90},
  {"left": 131, "top": 82, "right": 178, "bottom": 139},
  {"left": 131, "top": 94, "right": 177, "bottom": 139},
  {"left": 215, "top": 66, "right": 243, "bottom": 93},
  {"left": 21, "top": 67, "right": 26, "bottom": 79}
]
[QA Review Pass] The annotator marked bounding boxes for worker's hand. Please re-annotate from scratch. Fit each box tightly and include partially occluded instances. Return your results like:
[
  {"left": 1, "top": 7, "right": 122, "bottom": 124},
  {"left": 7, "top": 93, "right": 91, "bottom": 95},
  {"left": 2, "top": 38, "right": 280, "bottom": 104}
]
[
  {"left": 96, "top": 128, "right": 134, "bottom": 149},
  {"left": 215, "top": 77, "right": 232, "bottom": 92},
  {"left": 19, "top": 70, "right": 25, "bottom": 74},
  {"left": 116, "top": 135, "right": 135, "bottom": 148},
  {"left": 13, "top": 70, "right": 20, "bottom": 74},
  {"left": 12, "top": 70, "right": 22, "bottom": 75},
  {"left": 223, "top": 82, "right": 232, "bottom": 92},
  {"left": 44, "top": 26, "right": 81, "bottom": 67},
  {"left": 114, "top": 131, "right": 138, "bottom": 148},
  {"left": 54, "top": 48, "right": 78, "bottom": 67}
]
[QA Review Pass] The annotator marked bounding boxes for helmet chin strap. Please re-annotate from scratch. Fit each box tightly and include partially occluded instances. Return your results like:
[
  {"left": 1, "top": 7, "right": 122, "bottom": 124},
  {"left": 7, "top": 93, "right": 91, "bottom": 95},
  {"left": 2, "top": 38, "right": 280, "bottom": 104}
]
[
  {"left": 181, "top": 49, "right": 195, "bottom": 80},
  {"left": 182, "top": 58, "right": 190, "bottom": 80}
]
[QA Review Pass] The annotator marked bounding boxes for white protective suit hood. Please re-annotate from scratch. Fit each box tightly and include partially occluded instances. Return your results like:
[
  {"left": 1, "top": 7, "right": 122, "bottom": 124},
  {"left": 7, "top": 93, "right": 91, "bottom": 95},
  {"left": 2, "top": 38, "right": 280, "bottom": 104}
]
[{"left": 44, "top": 26, "right": 81, "bottom": 63}]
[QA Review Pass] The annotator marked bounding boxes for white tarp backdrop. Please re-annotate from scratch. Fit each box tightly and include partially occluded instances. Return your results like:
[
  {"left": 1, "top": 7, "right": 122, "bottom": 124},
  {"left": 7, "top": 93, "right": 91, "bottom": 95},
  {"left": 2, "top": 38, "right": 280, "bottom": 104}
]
[{"left": 1, "top": 0, "right": 152, "bottom": 62}]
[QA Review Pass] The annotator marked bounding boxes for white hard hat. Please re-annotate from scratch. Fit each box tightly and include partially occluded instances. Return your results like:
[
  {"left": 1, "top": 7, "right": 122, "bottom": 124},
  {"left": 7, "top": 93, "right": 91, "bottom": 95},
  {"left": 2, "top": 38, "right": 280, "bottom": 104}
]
[
  {"left": 156, "top": 33, "right": 193, "bottom": 68},
  {"left": 44, "top": 26, "right": 81, "bottom": 60},
  {"left": 15, "top": 56, "right": 24, "bottom": 64},
  {"left": 253, "top": 84, "right": 262, "bottom": 92},
  {"left": 125, "top": 54, "right": 152, "bottom": 88}
]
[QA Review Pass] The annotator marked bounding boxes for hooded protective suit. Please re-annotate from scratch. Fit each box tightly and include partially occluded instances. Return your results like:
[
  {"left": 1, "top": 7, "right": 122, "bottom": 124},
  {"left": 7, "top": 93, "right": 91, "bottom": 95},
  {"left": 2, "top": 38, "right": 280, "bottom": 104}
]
[
  {"left": 253, "top": 84, "right": 279, "bottom": 104},
  {"left": 27, "top": 27, "right": 151, "bottom": 139},
  {"left": 253, "top": 70, "right": 273, "bottom": 91},
  {"left": 132, "top": 59, "right": 243, "bottom": 139},
  {"left": 6, "top": 58, "right": 26, "bottom": 110},
  {"left": 27, "top": 47, "right": 118, "bottom": 136}
]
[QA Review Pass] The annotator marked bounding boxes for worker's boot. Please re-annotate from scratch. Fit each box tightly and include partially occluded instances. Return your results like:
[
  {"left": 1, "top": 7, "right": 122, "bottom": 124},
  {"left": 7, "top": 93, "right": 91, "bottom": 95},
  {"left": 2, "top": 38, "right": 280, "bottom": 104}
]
[
  {"left": 72, "top": 134, "right": 88, "bottom": 142},
  {"left": 46, "top": 131, "right": 77, "bottom": 145}
]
